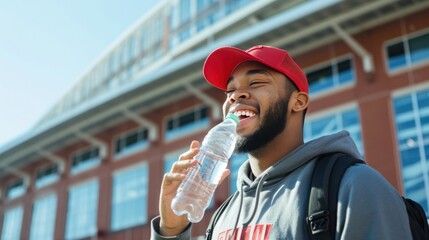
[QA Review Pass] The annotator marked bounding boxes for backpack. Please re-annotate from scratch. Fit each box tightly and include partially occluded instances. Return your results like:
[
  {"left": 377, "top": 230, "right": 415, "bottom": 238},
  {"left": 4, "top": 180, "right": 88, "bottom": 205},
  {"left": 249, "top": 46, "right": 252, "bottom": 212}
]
[
  {"left": 307, "top": 152, "right": 429, "bottom": 240},
  {"left": 207, "top": 153, "right": 429, "bottom": 239}
]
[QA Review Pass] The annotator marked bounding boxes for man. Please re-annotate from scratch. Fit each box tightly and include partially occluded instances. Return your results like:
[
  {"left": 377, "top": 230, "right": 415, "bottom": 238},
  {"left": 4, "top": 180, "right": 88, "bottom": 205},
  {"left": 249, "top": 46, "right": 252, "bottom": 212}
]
[{"left": 151, "top": 45, "right": 412, "bottom": 239}]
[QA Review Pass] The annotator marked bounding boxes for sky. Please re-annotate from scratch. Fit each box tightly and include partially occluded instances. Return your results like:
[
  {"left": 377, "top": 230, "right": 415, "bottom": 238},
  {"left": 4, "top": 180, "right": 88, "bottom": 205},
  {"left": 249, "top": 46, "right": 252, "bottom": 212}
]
[{"left": 0, "top": 0, "right": 159, "bottom": 147}]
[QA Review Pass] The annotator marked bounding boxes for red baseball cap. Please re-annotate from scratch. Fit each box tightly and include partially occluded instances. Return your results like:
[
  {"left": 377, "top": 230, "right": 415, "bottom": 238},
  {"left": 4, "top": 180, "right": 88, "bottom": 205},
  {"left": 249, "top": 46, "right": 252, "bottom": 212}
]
[{"left": 203, "top": 45, "right": 308, "bottom": 93}]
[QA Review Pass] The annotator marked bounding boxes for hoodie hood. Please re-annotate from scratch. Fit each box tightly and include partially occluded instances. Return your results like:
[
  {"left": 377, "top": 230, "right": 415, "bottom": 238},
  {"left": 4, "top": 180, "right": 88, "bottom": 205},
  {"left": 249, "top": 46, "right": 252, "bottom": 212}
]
[
  {"left": 224, "top": 131, "right": 363, "bottom": 232},
  {"left": 237, "top": 130, "right": 362, "bottom": 191}
]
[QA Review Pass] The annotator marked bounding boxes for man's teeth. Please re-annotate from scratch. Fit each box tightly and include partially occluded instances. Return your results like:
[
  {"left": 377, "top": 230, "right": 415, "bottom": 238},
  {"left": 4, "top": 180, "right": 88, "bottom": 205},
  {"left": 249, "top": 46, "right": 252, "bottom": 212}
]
[{"left": 233, "top": 111, "right": 256, "bottom": 117}]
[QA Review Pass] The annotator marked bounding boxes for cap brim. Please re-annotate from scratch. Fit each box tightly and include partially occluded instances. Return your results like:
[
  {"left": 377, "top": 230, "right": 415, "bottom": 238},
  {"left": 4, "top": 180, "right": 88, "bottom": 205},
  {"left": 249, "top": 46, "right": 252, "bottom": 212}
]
[{"left": 203, "top": 47, "right": 261, "bottom": 90}]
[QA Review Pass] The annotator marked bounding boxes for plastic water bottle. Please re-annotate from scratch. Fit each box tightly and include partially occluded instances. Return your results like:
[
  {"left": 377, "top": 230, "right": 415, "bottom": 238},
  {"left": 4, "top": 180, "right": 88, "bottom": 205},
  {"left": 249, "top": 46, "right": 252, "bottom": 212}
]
[{"left": 171, "top": 113, "right": 239, "bottom": 222}]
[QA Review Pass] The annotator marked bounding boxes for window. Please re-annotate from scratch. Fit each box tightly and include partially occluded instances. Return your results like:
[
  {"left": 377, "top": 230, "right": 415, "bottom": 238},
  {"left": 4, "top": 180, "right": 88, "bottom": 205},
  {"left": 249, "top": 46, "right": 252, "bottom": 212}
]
[
  {"left": 71, "top": 146, "right": 100, "bottom": 174},
  {"left": 197, "top": 0, "right": 217, "bottom": 11},
  {"left": 229, "top": 153, "right": 248, "bottom": 193},
  {"left": 386, "top": 31, "right": 429, "bottom": 71},
  {"left": 165, "top": 105, "right": 210, "bottom": 140},
  {"left": 169, "top": 0, "right": 193, "bottom": 45},
  {"left": 306, "top": 57, "right": 355, "bottom": 96},
  {"left": 129, "top": 36, "right": 137, "bottom": 61},
  {"left": 393, "top": 86, "right": 429, "bottom": 215},
  {"left": 140, "top": 26, "right": 149, "bottom": 54},
  {"left": 29, "top": 194, "right": 57, "bottom": 240},
  {"left": 226, "top": 0, "right": 255, "bottom": 14},
  {"left": 1, "top": 206, "right": 23, "bottom": 240},
  {"left": 65, "top": 180, "right": 99, "bottom": 239},
  {"left": 178, "top": 0, "right": 192, "bottom": 42},
  {"left": 109, "top": 53, "right": 118, "bottom": 75},
  {"left": 120, "top": 43, "right": 130, "bottom": 67},
  {"left": 115, "top": 128, "right": 149, "bottom": 157},
  {"left": 111, "top": 164, "right": 148, "bottom": 231},
  {"left": 304, "top": 106, "right": 364, "bottom": 155},
  {"left": 196, "top": 0, "right": 219, "bottom": 31},
  {"left": 35, "top": 164, "right": 59, "bottom": 188},
  {"left": 179, "top": 0, "right": 191, "bottom": 23},
  {"left": 6, "top": 179, "right": 25, "bottom": 200}
]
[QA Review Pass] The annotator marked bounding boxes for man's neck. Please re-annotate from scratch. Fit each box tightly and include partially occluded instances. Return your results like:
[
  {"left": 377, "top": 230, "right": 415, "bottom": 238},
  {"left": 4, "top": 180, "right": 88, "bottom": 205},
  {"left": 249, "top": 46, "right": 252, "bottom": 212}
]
[{"left": 248, "top": 131, "right": 303, "bottom": 177}]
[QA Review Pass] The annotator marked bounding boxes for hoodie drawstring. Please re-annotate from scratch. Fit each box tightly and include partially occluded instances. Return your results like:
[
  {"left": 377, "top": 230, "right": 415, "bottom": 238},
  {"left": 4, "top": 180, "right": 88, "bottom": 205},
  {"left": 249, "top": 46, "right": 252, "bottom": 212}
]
[
  {"left": 229, "top": 183, "right": 244, "bottom": 239},
  {"left": 229, "top": 173, "right": 268, "bottom": 239},
  {"left": 244, "top": 173, "right": 268, "bottom": 225}
]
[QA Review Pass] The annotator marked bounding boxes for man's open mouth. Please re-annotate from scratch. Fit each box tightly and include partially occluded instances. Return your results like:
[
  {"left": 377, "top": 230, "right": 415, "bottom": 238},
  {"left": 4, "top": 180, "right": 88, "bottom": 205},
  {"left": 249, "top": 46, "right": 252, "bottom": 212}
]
[{"left": 233, "top": 110, "right": 256, "bottom": 121}]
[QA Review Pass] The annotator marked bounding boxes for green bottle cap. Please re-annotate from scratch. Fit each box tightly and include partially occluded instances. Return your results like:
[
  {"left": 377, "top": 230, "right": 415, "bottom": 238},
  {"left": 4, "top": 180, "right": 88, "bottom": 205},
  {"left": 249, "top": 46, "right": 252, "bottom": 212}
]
[{"left": 226, "top": 113, "right": 239, "bottom": 124}]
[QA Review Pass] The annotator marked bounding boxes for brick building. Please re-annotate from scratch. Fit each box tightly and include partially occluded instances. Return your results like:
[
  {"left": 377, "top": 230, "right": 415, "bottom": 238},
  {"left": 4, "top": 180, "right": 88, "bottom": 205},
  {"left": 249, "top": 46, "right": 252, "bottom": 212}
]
[{"left": 1, "top": 0, "right": 429, "bottom": 239}]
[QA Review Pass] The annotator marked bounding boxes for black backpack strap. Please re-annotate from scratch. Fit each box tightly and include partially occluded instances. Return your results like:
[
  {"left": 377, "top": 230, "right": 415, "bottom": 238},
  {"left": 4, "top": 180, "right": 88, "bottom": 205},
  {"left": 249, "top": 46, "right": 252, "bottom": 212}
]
[
  {"left": 206, "top": 192, "right": 236, "bottom": 240},
  {"left": 402, "top": 197, "right": 429, "bottom": 240},
  {"left": 307, "top": 153, "right": 365, "bottom": 240}
]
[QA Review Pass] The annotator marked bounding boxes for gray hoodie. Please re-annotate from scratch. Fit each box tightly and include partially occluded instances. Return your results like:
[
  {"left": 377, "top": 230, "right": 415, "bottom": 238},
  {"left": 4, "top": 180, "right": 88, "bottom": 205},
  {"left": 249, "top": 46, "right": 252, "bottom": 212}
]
[{"left": 151, "top": 131, "right": 412, "bottom": 239}]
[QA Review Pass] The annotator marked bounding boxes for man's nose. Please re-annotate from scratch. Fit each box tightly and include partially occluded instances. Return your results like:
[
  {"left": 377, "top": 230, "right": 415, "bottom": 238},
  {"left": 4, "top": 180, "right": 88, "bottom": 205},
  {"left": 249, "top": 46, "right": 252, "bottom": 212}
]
[{"left": 228, "top": 90, "right": 250, "bottom": 103}]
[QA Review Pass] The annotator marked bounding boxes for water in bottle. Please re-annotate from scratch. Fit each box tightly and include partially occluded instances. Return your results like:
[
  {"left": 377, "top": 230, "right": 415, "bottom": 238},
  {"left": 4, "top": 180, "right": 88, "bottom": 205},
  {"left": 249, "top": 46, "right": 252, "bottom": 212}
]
[{"left": 171, "top": 113, "right": 239, "bottom": 222}]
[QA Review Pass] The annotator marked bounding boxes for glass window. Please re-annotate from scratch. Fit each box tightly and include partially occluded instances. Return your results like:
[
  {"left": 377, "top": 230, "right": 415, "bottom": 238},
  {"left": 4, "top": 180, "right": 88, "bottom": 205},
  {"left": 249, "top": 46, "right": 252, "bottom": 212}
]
[
  {"left": 337, "top": 59, "right": 354, "bottom": 84},
  {"left": 226, "top": 0, "right": 255, "bottom": 14},
  {"left": 6, "top": 179, "right": 25, "bottom": 200},
  {"left": 65, "top": 180, "right": 99, "bottom": 239},
  {"left": 177, "top": 0, "right": 192, "bottom": 42},
  {"left": 35, "top": 164, "right": 59, "bottom": 188},
  {"left": 409, "top": 33, "right": 429, "bottom": 64},
  {"left": 129, "top": 36, "right": 137, "bottom": 60},
  {"left": 387, "top": 42, "right": 407, "bottom": 70},
  {"left": 306, "top": 57, "right": 355, "bottom": 96},
  {"left": 178, "top": 29, "right": 191, "bottom": 43},
  {"left": 168, "top": 9, "right": 178, "bottom": 49},
  {"left": 165, "top": 105, "right": 210, "bottom": 141},
  {"left": 111, "top": 164, "right": 148, "bottom": 231},
  {"left": 387, "top": 31, "right": 429, "bottom": 71},
  {"left": 307, "top": 65, "right": 334, "bottom": 94},
  {"left": 115, "top": 128, "right": 149, "bottom": 157},
  {"left": 304, "top": 106, "right": 364, "bottom": 155},
  {"left": 121, "top": 43, "right": 130, "bottom": 67},
  {"left": 153, "top": 18, "right": 164, "bottom": 54},
  {"left": 196, "top": 0, "right": 219, "bottom": 32},
  {"left": 1, "top": 206, "right": 23, "bottom": 240},
  {"left": 109, "top": 53, "right": 118, "bottom": 75},
  {"left": 140, "top": 27, "right": 149, "bottom": 56},
  {"left": 179, "top": 0, "right": 191, "bottom": 23},
  {"left": 229, "top": 153, "right": 248, "bottom": 193},
  {"left": 29, "top": 194, "right": 57, "bottom": 240},
  {"left": 71, "top": 146, "right": 100, "bottom": 174},
  {"left": 393, "top": 87, "right": 429, "bottom": 215},
  {"left": 139, "top": 16, "right": 164, "bottom": 67},
  {"left": 197, "top": 0, "right": 217, "bottom": 11}
]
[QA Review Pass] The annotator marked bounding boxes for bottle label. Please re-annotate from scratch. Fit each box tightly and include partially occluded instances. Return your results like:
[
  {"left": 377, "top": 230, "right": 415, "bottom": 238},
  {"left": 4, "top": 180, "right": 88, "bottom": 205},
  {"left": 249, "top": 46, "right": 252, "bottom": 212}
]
[{"left": 197, "top": 150, "right": 228, "bottom": 185}]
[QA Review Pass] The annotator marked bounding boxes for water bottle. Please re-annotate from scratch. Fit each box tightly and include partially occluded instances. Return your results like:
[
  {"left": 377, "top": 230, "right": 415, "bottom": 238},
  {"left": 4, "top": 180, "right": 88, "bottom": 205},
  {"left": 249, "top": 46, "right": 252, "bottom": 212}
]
[{"left": 171, "top": 113, "right": 239, "bottom": 222}]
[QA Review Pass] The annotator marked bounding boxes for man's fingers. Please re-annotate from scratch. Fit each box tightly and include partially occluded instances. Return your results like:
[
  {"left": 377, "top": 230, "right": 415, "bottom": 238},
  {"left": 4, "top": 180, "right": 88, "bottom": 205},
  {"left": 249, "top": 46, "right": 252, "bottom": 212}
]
[
  {"left": 190, "top": 140, "right": 200, "bottom": 150},
  {"left": 170, "top": 159, "right": 198, "bottom": 173},
  {"left": 177, "top": 147, "right": 199, "bottom": 162},
  {"left": 162, "top": 172, "right": 187, "bottom": 192},
  {"left": 164, "top": 172, "right": 186, "bottom": 180}
]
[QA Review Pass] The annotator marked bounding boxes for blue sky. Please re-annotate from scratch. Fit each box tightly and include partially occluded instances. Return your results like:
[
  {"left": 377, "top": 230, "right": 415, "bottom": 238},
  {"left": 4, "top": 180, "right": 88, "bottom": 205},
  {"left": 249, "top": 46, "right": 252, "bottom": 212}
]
[{"left": 0, "top": 0, "right": 159, "bottom": 147}]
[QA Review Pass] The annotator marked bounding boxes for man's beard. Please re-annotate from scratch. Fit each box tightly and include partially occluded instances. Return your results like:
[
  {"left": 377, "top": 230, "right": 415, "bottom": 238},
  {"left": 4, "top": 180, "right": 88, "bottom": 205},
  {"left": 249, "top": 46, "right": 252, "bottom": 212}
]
[{"left": 235, "top": 95, "right": 289, "bottom": 153}]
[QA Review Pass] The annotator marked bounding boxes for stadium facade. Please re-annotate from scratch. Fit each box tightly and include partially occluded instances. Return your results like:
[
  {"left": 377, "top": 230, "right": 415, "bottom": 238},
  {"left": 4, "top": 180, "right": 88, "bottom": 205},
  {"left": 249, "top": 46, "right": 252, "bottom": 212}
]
[{"left": 1, "top": 0, "right": 429, "bottom": 239}]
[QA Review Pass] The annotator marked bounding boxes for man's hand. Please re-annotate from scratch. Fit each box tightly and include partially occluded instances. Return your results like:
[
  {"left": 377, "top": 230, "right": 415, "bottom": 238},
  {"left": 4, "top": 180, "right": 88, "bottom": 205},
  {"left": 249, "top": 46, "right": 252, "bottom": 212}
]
[
  {"left": 159, "top": 141, "right": 199, "bottom": 236},
  {"left": 158, "top": 140, "right": 230, "bottom": 236}
]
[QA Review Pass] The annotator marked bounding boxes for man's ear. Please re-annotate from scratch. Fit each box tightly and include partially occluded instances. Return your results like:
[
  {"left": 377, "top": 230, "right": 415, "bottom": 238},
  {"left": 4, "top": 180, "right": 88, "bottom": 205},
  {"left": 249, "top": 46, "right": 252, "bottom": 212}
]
[{"left": 291, "top": 92, "right": 309, "bottom": 113}]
